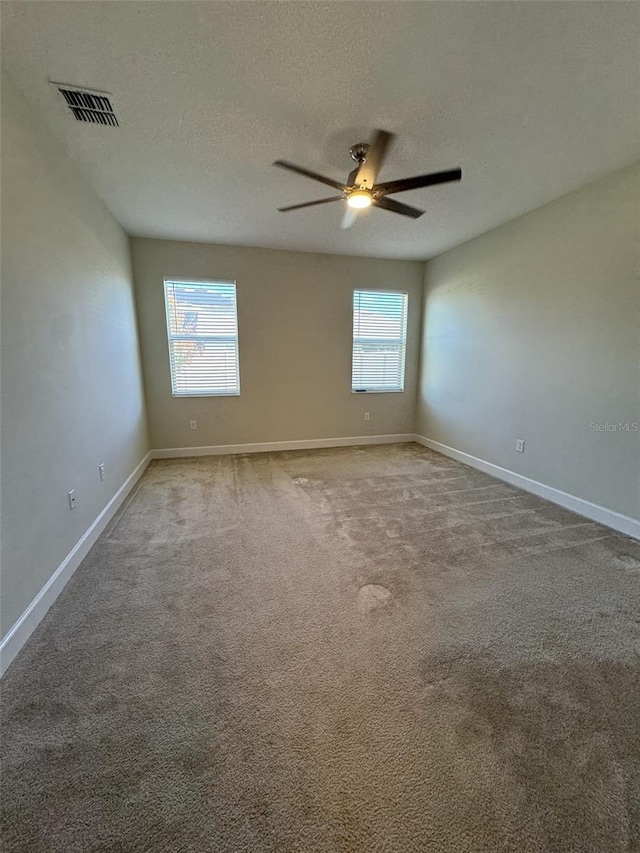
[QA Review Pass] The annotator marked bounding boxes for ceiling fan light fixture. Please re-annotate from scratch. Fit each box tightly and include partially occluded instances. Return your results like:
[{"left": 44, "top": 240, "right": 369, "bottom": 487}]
[{"left": 347, "top": 190, "right": 373, "bottom": 209}]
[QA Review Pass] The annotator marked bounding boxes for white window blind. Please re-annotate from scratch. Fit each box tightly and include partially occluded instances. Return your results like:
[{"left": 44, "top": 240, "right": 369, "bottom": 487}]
[
  {"left": 352, "top": 289, "right": 408, "bottom": 393},
  {"left": 164, "top": 280, "right": 240, "bottom": 397}
]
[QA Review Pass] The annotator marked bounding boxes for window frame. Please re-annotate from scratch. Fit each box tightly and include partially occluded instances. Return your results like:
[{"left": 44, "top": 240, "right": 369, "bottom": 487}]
[
  {"left": 351, "top": 288, "right": 408, "bottom": 394},
  {"left": 163, "top": 277, "right": 241, "bottom": 398}
]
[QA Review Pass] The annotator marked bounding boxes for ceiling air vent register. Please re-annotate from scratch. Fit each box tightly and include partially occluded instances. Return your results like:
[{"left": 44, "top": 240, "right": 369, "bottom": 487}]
[{"left": 52, "top": 83, "right": 119, "bottom": 126}]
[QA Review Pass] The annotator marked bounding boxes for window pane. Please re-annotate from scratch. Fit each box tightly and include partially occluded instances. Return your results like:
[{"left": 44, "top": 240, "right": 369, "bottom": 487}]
[
  {"left": 352, "top": 290, "right": 408, "bottom": 392},
  {"left": 164, "top": 280, "right": 240, "bottom": 396}
]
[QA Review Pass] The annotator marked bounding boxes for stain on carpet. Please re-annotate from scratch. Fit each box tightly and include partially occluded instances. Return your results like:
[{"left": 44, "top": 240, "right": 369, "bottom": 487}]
[{"left": 357, "top": 583, "right": 393, "bottom": 612}]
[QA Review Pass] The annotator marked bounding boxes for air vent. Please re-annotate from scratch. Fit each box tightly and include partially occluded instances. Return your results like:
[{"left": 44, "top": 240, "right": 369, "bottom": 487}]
[{"left": 52, "top": 83, "right": 119, "bottom": 126}]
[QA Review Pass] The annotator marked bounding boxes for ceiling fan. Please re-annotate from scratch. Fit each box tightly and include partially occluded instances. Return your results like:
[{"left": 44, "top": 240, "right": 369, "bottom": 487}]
[{"left": 274, "top": 130, "right": 461, "bottom": 229}]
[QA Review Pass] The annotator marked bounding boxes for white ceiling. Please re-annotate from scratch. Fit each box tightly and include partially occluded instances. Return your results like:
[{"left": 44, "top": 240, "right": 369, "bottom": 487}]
[{"left": 2, "top": 1, "right": 639, "bottom": 260}]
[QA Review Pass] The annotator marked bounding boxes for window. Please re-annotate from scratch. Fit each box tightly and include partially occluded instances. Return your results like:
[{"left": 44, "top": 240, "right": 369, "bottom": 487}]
[
  {"left": 164, "top": 279, "right": 240, "bottom": 396},
  {"left": 352, "top": 289, "right": 408, "bottom": 393}
]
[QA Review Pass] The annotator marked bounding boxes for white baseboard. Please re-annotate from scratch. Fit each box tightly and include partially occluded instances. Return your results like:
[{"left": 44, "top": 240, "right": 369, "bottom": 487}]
[
  {"left": 414, "top": 435, "right": 640, "bottom": 540},
  {"left": 0, "top": 452, "right": 153, "bottom": 677},
  {"left": 152, "top": 433, "right": 415, "bottom": 458}
]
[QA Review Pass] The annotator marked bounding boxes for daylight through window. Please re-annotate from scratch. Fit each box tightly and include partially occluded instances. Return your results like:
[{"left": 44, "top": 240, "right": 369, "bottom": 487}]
[
  {"left": 352, "top": 289, "right": 408, "bottom": 393},
  {"left": 164, "top": 280, "right": 240, "bottom": 396}
]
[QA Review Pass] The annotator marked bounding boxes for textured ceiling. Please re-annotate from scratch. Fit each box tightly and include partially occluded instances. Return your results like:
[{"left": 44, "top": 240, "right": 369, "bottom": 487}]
[{"left": 2, "top": 1, "right": 639, "bottom": 260}]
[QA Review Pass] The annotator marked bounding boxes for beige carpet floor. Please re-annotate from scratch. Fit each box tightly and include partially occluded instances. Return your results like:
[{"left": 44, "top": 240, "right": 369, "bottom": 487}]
[{"left": 2, "top": 442, "right": 639, "bottom": 852}]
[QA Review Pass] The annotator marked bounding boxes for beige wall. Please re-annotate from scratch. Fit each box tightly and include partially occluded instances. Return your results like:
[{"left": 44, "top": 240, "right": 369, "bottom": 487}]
[
  {"left": 417, "top": 162, "right": 640, "bottom": 520},
  {"left": 0, "top": 69, "right": 149, "bottom": 638},
  {"left": 132, "top": 238, "right": 423, "bottom": 449}
]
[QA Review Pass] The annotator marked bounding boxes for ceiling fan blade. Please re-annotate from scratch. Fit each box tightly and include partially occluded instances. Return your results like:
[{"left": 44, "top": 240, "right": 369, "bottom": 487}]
[
  {"left": 273, "top": 160, "right": 345, "bottom": 191},
  {"left": 376, "top": 168, "right": 462, "bottom": 196},
  {"left": 354, "top": 129, "right": 395, "bottom": 189},
  {"left": 374, "top": 196, "right": 424, "bottom": 219},
  {"left": 278, "top": 196, "right": 344, "bottom": 212},
  {"left": 341, "top": 207, "right": 360, "bottom": 230}
]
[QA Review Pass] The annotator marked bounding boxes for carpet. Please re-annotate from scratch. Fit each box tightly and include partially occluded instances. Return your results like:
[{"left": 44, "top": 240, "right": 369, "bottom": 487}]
[{"left": 2, "top": 443, "right": 639, "bottom": 852}]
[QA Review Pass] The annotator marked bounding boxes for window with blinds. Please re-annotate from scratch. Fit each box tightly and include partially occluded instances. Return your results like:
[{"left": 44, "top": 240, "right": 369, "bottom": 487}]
[
  {"left": 164, "top": 280, "right": 240, "bottom": 396},
  {"left": 352, "top": 289, "right": 408, "bottom": 393}
]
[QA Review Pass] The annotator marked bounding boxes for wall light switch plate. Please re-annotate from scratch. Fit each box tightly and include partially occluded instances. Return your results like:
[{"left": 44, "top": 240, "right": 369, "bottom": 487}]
[
  {"left": 516, "top": 439, "right": 525, "bottom": 453},
  {"left": 99, "top": 463, "right": 106, "bottom": 481},
  {"left": 68, "top": 490, "right": 76, "bottom": 509}
]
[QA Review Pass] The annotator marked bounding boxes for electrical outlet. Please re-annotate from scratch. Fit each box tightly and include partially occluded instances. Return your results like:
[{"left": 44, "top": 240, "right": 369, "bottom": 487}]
[
  {"left": 516, "top": 439, "right": 525, "bottom": 453},
  {"left": 189, "top": 420, "right": 197, "bottom": 430},
  {"left": 98, "top": 463, "right": 106, "bottom": 481},
  {"left": 364, "top": 412, "right": 370, "bottom": 421},
  {"left": 68, "top": 490, "right": 76, "bottom": 510}
]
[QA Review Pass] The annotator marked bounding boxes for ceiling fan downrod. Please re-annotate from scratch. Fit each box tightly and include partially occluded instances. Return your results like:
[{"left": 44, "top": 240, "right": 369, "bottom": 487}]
[{"left": 349, "top": 142, "right": 370, "bottom": 165}]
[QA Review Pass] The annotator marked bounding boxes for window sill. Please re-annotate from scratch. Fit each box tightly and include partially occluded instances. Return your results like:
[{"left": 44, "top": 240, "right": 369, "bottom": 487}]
[
  {"left": 351, "top": 389, "right": 404, "bottom": 395},
  {"left": 171, "top": 391, "right": 241, "bottom": 398}
]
